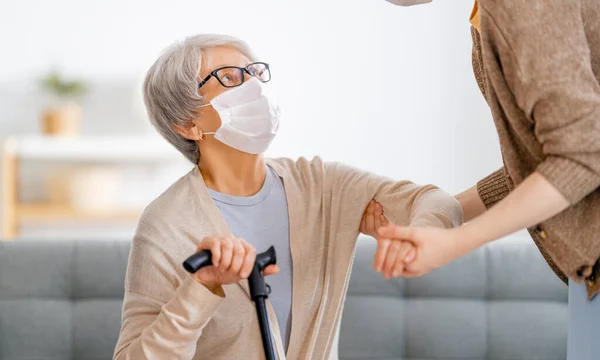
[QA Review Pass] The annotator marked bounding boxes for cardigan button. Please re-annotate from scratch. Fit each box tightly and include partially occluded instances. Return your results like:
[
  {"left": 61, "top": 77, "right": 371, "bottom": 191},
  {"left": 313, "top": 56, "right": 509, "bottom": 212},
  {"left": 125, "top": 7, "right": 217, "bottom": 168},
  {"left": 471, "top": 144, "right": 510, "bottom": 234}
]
[
  {"left": 577, "top": 265, "right": 593, "bottom": 278},
  {"left": 536, "top": 227, "right": 548, "bottom": 239}
]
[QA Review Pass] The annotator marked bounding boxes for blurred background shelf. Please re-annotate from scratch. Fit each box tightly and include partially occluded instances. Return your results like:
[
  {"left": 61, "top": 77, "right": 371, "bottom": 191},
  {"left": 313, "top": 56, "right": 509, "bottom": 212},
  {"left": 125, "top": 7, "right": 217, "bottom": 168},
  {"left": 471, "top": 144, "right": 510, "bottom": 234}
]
[
  {"left": 2, "top": 135, "right": 185, "bottom": 240},
  {"left": 3, "top": 134, "right": 181, "bottom": 161},
  {"left": 17, "top": 203, "right": 142, "bottom": 222}
]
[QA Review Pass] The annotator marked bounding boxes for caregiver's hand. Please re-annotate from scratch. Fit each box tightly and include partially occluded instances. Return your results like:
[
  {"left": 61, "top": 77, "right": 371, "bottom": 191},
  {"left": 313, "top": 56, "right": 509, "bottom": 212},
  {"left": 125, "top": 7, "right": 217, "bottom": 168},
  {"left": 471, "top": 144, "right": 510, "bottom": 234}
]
[
  {"left": 377, "top": 224, "right": 476, "bottom": 278},
  {"left": 376, "top": 172, "right": 573, "bottom": 278},
  {"left": 373, "top": 237, "right": 417, "bottom": 279},
  {"left": 192, "top": 235, "right": 280, "bottom": 294}
]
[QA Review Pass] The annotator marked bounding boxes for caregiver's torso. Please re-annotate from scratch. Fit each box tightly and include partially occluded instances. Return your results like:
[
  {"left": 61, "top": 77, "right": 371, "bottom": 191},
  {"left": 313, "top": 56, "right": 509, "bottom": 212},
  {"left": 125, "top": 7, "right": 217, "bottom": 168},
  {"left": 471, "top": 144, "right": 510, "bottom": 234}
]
[{"left": 470, "top": 0, "right": 600, "bottom": 293}]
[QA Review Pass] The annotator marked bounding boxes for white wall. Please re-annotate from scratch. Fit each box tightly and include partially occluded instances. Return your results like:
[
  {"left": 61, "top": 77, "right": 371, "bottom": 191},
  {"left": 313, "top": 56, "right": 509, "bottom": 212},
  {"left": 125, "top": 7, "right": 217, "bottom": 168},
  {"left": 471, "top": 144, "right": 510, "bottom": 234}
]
[{"left": 0, "top": 0, "right": 503, "bottom": 237}]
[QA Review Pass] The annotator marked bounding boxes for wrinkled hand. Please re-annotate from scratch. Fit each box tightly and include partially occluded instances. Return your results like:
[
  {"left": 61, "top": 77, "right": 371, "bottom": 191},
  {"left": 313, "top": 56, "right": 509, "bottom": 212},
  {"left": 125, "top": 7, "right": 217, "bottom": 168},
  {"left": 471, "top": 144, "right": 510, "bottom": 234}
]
[
  {"left": 192, "top": 234, "right": 280, "bottom": 294},
  {"left": 360, "top": 200, "right": 418, "bottom": 279},
  {"left": 359, "top": 199, "right": 389, "bottom": 238},
  {"left": 377, "top": 223, "right": 474, "bottom": 278}
]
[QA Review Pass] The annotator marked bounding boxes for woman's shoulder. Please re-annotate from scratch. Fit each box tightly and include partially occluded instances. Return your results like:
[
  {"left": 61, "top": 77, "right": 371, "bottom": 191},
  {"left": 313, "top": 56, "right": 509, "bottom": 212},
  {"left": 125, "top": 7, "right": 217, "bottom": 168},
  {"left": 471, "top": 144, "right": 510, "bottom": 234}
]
[
  {"left": 266, "top": 156, "right": 326, "bottom": 177},
  {"left": 135, "top": 166, "right": 212, "bottom": 248},
  {"left": 141, "top": 166, "right": 202, "bottom": 220},
  {"left": 267, "top": 156, "right": 364, "bottom": 184}
]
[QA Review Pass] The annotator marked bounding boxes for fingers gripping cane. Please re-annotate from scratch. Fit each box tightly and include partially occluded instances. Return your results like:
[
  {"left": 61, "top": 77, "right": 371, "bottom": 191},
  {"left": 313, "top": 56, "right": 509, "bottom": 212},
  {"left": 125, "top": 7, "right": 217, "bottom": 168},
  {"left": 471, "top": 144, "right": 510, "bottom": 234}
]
[{"left": 183, "top": 246, "right": 278, "bottom": 360}]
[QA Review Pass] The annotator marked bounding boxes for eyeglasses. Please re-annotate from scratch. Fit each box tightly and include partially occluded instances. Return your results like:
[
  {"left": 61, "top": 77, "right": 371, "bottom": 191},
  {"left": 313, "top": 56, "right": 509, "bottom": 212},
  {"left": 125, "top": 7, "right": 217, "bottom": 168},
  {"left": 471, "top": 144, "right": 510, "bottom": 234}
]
[{"left": 198, "top": 62, "right": 271, "bottom": 89}]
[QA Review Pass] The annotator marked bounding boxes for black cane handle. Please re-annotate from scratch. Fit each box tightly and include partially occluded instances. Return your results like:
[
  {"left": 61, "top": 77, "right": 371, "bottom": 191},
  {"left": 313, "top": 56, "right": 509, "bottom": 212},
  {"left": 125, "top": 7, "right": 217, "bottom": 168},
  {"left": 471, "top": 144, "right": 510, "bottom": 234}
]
[
  {"left": 183, "top": 245, "right": 276, "bottom": 274},
  {"left": 182, "top": 251, "right": 212, "bottom": 273}
]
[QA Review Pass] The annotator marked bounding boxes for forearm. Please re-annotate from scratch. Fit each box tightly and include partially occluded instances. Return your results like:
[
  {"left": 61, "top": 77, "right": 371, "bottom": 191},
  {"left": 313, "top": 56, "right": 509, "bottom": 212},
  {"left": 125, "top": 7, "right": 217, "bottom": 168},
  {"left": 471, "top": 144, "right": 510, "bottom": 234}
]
[
  {"left": 455, "top": 184, "right": 487, "bottom": 222},
  {"left": 458, "top": 172, "right": 570, "bottom": 249}
]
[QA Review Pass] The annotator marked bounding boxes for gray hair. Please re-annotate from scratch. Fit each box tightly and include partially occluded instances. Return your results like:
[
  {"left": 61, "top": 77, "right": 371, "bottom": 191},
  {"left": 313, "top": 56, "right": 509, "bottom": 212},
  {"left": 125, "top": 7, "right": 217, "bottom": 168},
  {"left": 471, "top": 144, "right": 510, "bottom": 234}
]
[{"left": 143, "top": 34, "right": 256, "bottom": 163}]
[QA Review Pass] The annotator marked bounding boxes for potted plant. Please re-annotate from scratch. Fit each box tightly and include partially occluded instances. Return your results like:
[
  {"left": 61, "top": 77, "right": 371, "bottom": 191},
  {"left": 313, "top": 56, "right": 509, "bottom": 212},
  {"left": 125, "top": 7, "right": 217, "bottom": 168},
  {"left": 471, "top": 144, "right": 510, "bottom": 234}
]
[{"left": 40, "top": 70, "right": 88, "bottom": 136}]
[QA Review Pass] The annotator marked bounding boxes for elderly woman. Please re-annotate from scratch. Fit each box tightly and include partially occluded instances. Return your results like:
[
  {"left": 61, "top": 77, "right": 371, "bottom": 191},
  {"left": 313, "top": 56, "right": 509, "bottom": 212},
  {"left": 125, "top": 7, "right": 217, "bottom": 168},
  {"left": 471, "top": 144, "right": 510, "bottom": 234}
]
[{"left": 113, "top": 34, "right": 462, "bottom": 360}]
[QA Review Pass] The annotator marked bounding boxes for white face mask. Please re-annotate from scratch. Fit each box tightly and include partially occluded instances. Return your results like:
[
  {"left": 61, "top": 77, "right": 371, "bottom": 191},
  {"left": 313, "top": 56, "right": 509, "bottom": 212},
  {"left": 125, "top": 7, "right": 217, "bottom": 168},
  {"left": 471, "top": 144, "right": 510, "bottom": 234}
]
[{"left": 200, "top": 77, "right": 280, "bottom": 154}]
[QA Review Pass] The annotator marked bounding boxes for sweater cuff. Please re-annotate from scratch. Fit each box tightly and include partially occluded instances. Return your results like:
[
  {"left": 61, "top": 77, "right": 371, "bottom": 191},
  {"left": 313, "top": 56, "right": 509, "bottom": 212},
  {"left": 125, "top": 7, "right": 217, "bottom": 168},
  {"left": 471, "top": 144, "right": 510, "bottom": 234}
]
[
  {"left": 477, "top": 168, "right": 511, "bottom": 209},
  {"left": 537, "top": 156, "right": 600, "bottom": 204}
]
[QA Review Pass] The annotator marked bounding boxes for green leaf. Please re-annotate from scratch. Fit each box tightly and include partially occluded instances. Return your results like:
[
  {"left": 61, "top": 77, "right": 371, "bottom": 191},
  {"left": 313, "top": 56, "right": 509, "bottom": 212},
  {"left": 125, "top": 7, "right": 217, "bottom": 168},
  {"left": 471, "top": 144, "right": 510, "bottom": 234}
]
[{"left": 40, "top": 70, "right": 88, "bottom": 97}]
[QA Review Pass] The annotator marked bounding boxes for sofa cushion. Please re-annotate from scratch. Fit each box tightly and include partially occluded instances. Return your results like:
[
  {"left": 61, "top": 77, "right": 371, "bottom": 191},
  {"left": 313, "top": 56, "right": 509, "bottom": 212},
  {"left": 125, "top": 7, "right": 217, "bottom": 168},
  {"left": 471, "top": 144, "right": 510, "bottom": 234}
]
[
  {"left": 0, "top": 234, "right": 568, "bottom": 360},
  {"left": 0, "top": 239, "right": 129, "bottom": 360},
  {"left": 339, "top": 234, "right": 568, "bottom": 360}
]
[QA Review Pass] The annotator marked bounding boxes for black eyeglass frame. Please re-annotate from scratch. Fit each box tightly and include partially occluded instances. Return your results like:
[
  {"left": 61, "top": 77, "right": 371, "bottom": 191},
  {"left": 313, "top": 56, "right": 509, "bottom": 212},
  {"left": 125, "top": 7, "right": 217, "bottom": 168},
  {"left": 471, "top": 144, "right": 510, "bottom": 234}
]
[{"left": 197, "top": 62, "right": 271, "bottom": 89}]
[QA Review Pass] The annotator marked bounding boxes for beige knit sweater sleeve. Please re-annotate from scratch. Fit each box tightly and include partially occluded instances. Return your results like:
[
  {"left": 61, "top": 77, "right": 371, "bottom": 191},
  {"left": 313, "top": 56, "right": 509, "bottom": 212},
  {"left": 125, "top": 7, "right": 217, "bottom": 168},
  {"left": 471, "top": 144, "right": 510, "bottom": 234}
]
[
  {"left": 324, "top": 161, "right": 463, "bottom": 229},
  {"left": 113, "top": 217, "right": 224, "bottom": 360}
]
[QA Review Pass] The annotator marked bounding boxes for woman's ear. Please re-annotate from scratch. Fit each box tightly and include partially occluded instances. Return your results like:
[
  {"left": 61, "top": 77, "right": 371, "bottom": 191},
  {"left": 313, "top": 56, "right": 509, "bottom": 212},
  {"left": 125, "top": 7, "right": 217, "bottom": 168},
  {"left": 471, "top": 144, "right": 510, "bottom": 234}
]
[{"left": 174, "top": 121, "right": 202, "bottom": 141}]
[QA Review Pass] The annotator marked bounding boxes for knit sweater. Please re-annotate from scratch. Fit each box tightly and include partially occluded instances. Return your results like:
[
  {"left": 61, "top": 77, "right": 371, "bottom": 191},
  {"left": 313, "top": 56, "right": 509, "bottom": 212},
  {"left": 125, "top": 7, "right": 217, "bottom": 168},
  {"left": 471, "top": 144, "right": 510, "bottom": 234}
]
[
  {"left": 471, "top": 0, "right": 600, "bottom": 299},
  {"left": 113, "top": 157, "right": 462, "bottom": 359}
]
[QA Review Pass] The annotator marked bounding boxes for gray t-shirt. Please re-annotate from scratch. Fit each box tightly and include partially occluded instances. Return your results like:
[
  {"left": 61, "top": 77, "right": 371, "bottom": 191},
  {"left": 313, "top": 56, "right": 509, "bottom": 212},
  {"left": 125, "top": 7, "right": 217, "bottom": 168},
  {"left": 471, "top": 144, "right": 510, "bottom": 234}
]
[{"left": 208, "top": 166, "right": 292, "bottom": 350}]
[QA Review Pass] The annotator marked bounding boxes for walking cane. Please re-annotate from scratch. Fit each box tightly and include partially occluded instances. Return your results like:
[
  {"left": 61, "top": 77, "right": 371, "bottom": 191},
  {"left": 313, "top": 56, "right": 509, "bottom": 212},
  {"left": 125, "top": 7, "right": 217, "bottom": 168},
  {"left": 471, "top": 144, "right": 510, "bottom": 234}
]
[{"left": 183, "top": 246, "right": 278, "bottom": 360}]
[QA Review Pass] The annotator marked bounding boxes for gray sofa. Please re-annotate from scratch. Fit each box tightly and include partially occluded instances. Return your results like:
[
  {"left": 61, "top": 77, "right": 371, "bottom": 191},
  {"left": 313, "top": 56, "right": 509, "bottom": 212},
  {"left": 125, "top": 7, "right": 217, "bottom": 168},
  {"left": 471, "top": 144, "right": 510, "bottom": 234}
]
[{"left": 0, "top": 235, "right": 567, "bottom": 360}]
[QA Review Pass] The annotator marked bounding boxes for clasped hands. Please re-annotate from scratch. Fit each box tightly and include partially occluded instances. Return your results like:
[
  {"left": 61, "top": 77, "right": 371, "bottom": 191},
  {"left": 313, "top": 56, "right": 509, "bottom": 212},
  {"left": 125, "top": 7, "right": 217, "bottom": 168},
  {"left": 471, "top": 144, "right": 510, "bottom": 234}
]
[{"left": 360, "top": 200, "right": 475, "bottom": 279}]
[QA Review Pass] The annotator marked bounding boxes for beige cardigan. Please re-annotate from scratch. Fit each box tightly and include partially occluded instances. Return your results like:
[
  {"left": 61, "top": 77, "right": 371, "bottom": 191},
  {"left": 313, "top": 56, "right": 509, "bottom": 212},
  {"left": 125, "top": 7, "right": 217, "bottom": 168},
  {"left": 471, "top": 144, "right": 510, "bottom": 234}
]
[{"left": 113, "top": 157, "right": 462, "bottom": 360}]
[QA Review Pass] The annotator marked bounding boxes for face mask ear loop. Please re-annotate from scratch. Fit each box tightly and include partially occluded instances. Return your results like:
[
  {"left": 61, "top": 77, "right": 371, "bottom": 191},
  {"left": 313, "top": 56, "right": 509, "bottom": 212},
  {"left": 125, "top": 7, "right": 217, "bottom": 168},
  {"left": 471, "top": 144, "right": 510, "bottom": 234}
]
[
  {"left": 197, "top": 125, "right": 217, "bottom": 140},
  {"left": 196, "top": 98, "right": 217, "bottom": 139}
]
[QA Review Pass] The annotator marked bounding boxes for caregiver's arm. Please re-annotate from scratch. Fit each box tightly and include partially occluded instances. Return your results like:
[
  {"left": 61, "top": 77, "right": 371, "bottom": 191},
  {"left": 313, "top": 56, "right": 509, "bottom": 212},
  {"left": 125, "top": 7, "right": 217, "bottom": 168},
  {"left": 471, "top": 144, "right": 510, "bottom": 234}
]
[
  {"left": 462, "top": 172, "right": 569, "bottom": 246},
  {"left": 379, "top": 172, "right": 570, "bottom": 277}
]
